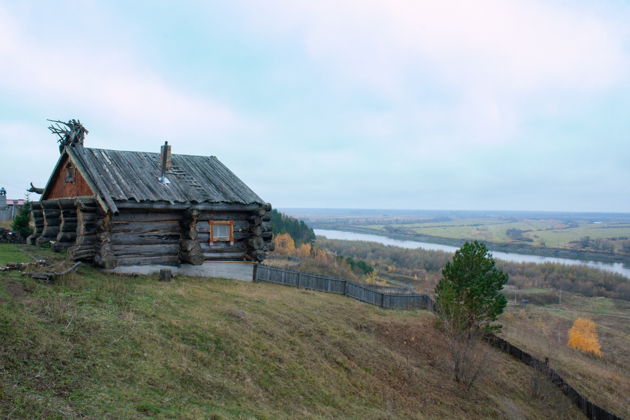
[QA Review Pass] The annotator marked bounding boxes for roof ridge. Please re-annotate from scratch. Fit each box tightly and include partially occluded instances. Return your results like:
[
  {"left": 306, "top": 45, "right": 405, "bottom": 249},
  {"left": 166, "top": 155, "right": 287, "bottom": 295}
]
[{"left": 83, "top": 146, "right": 217, "bottom": 159}]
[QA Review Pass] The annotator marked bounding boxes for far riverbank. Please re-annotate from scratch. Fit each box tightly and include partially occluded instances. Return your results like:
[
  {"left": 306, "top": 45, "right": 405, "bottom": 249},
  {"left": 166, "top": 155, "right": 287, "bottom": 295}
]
[
  {"left": 311, "top": 224, "right": 630, "bottom": 264},
  {"left": 315, "top": 228, "right": 630, "bottom": 279}
]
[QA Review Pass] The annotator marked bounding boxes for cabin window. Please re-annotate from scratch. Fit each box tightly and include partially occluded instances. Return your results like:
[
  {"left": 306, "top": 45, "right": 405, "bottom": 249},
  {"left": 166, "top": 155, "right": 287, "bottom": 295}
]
[
  {"left": 65, "top": 164, "right": 76, "bottom": 183},
  {"left": 209, "top": 221, "right": 234, "bottom": 244}
]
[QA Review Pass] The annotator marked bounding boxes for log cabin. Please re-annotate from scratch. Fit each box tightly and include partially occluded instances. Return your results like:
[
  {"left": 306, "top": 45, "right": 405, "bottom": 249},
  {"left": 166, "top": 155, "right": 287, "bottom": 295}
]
[{"left": 28, "top": 126, "right": 273, "bottom": 269}]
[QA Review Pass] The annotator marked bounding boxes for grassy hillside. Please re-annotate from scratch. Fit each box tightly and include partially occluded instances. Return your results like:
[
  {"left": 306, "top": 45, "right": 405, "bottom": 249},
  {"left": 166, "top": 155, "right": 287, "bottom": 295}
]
[
  {"left": 314, "top": 237, "right": 629, "bottom": 418},
  {"left": 0, "top": 245, "right": 582, "bottom": 419},
  {"left": 501, "top": 296, "right": 630, "bottom": 419}
]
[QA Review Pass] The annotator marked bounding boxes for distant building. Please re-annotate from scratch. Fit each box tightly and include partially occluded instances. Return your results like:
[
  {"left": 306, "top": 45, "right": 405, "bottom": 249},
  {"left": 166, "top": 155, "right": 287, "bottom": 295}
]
[{"left": 0, "top": 188, "right": 26, "bottom": 222}]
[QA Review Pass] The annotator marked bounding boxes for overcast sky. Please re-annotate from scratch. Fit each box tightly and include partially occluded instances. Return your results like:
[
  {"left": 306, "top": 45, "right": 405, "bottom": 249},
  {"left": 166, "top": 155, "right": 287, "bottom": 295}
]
[{"left": 1, "top": 1, "right": 629, "bottom": 212}]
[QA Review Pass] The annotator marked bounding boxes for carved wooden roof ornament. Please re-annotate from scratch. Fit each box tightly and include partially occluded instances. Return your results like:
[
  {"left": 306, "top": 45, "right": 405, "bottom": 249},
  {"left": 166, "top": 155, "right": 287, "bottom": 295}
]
[
  {"left": 27, "top": 182, "right": 44, "bottom": 195},
  {"left": 47, "top": 119, "right": 89, "bottom": 153}
]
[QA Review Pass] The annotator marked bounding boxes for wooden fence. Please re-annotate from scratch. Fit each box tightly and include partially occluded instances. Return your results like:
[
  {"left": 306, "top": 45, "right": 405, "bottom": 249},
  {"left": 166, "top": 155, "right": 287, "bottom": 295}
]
[
  {"left": 253, "top": 263, "right": 622, "bottom": 420},
  {"left": 254, "top": 264, "right": 433, "bottom": 310},
  {"left": 483, "top": 334, "right": 623, "bottom": 420}
]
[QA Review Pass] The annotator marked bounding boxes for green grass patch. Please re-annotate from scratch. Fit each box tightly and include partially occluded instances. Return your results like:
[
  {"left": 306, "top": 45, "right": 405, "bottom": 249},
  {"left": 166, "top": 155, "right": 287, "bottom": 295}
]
[{"left": 0, "top": 244, "right": 34, "bottom": 265}]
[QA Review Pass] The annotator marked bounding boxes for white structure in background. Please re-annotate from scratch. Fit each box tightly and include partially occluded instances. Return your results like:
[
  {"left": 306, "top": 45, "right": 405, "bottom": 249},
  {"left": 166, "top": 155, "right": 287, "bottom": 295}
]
[{"left": 0, "top": 188, "right": 25, "bottom": 222}]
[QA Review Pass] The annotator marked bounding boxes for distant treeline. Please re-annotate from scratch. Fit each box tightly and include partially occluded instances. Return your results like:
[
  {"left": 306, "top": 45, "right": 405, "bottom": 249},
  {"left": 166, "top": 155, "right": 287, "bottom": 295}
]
[
  {"left": 505, "top": 228, "right": 533, "bottom": 242},
  {"left": 271, "top": 210, "right": 316, "bottom": 246},
  {"left": 317, "top": 238, "right": 630, "bottom": 301},
  {"left": 571, "top": 236, "right": 630, "bottom": 254},
  {"left": 504, "top": 262, "right": 630, "bottom": 300}
]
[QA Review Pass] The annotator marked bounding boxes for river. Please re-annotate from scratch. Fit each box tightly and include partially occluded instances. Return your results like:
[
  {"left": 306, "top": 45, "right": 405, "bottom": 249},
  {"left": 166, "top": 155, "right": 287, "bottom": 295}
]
[{"left": 314, "top": 229, "right": 630, "bottom": 279}]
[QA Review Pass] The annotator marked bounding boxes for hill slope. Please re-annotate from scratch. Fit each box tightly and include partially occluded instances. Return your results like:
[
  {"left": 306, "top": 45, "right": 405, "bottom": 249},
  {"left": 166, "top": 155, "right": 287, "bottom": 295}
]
[{"left": 0, "top": 247, "right": 581, "bottom": 418}]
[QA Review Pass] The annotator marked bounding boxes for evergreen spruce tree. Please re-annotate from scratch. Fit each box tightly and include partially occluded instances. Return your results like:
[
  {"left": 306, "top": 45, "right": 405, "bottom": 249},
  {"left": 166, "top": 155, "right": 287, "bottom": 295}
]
[
  {"left": 12, "top": 201, "right": 33, "bottom": 239},
  {"left": 435, "top": 240, "right": 508, "bottom": 387},
  {"left": 270, "top": 209, "right": 315, "bottom": 246},
  {"left": 436, "top": 240, "right": 508, "bottom": 333}
]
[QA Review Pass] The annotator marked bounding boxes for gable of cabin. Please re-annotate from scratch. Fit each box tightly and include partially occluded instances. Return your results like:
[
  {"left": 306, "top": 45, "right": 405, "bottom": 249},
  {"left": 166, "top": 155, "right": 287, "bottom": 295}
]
[{"left": 43, "top": 154, "right": 94, "bottom": 200}]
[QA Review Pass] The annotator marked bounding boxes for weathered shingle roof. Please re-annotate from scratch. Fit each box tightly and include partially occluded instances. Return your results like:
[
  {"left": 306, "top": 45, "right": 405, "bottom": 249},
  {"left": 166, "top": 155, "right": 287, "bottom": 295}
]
[{"left": 66, "top": 146, "right": 264, "bottom": 212}]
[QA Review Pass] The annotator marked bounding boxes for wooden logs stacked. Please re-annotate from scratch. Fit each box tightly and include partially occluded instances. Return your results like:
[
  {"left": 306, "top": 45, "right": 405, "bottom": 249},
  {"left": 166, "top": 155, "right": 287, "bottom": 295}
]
[
  {"left": 36, "top": 201, "right": 62, "bottom": 246},
  {"left": 108, "top": 211, "right": 181, "bottom": 266},
  {"left": 94, "top": 211, "right": 116, "bottom": 269},
  {"left": 247, "top": 203, "right": 274, "bottom": 261},
  {"left": 68, "top": 198, "right": 99, "bottom": 261},
  {"left": 53, "top": 199, "right": 78, "bottom": 251},
  {"left": 179, "top": 208, "right": 204, "bottom": 265},
  {"left": 197, "top": 212, "right": 249, "bottom": 260},
  {"left": 27, "top": 202, "right": 44, "bottom": 245}
]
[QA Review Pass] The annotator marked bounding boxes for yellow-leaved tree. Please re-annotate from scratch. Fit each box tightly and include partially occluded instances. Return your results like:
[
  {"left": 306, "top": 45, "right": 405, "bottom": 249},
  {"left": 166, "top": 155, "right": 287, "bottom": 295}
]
[
  {"left": 274, "top": 233, "right": 295, "bottom": 255},
  {"left": 296, "top": 243, "right": 312, "bottom": 258},
  {"left": 567, "top": 318, "right": 602, "bottom": 357}
]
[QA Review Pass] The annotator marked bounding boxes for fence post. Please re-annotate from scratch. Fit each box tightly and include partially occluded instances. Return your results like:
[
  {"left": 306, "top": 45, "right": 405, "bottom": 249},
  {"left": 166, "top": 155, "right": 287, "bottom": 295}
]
[
  {"left": 343, "top": 280, "right": 347, "bottom": 296},
  {"left": 252, "top": 263, "right": 258, "bottom": 282},
  {"left": 380, "top": 292, "right": 385, "bottom": 308},
  {"left": 297, "top": 272, "right": 301, "bottom": 289}
]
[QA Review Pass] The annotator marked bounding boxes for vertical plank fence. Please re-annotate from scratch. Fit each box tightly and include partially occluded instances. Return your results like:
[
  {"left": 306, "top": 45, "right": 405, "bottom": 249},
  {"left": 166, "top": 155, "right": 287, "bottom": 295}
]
[
  {"left": 483, "top": 334, "right": 623, "bottom": 420},
  {"left": 254, "top": 264, "right": 429, "bottom": 309}
]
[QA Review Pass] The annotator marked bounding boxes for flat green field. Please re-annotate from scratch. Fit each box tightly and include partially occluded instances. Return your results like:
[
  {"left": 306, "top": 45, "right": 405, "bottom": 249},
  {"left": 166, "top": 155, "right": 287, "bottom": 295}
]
[{"left": 358, "top": 217, "right": 630, "bottom": 254}]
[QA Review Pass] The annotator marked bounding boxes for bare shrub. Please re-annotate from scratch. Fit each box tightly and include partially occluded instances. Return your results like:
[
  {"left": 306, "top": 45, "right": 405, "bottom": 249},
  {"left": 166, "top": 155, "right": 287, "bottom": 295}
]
[{"left": 442, "top": 326, "right": 490, "bottom": 389}]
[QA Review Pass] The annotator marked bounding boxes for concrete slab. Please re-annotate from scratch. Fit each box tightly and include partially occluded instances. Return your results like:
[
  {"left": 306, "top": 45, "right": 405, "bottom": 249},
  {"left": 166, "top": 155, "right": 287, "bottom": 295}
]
[{"left": 107, "top": 261, "right": 255, "bottom": 282}]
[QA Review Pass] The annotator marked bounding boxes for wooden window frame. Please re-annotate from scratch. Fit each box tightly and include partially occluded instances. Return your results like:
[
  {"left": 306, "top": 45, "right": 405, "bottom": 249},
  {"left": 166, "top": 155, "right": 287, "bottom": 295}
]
[
  {"left": 65, "top": 164, "right": 76, "bottom": 183},
  {"left": 209, "top": 220, "right": 234, "bottom": 245}
]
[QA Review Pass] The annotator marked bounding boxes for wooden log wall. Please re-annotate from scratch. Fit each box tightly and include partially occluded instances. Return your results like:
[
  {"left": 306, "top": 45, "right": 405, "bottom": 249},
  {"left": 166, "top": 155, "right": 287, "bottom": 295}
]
[
  {"left": 109, "top": 210, "right": 182, "bottom": 266},
  {"left": 36, "top": 200, "right": 62, "bottom": 246},
  {"left": 30, "top": 198, "right": 275, "bottom": 266},
  {"left": 68, "top": 198, "right": 99, "bottom": 262},
  {"left": 179, "top": 208, "right": 203, "bottom": 265},
  {"left": 187, "top": 203, "right": 273, "bottom": 262},
  {"left": 27, "top": 202, "right": 44, "bottom": 245},
  {"left": 195, "top": 203, "right": 273, "bottom": 262},
  {"left": 197, "top": 210, "right": 250, "bottom": 261},
  {"left": 246, "top": 202, "right": 274, "bottom": 262},
  {"left": 94, "top": 211, "right": 116, "bottom": 269},
  {"left": 53, "top": 199, "right": 78, "bottom": 251}
]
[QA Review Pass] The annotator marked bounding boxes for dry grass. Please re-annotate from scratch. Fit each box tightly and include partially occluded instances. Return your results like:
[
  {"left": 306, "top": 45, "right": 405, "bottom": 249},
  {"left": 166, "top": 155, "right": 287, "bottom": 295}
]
[
  {"left": 0, "top": 244, "right": 588, "bottom": 418},
  {"left": 500, "top": 295, "right": 630, "bottom": 419}
]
